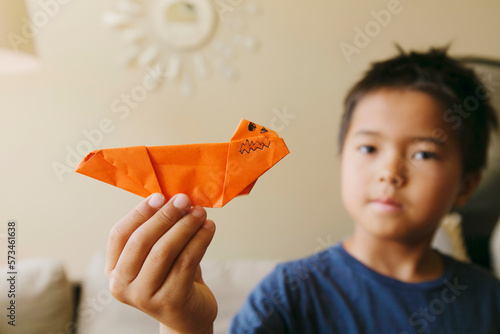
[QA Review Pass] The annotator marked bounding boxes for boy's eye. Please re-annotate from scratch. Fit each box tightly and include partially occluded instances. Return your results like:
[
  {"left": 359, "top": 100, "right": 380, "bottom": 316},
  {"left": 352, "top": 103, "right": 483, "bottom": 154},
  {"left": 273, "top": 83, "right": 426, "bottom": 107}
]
[
  {"left": 358, "top": 145, "right": 376, "bottom": 154},
  {"left": 413, "top": 151, "right": 436, "bottom": 160}
]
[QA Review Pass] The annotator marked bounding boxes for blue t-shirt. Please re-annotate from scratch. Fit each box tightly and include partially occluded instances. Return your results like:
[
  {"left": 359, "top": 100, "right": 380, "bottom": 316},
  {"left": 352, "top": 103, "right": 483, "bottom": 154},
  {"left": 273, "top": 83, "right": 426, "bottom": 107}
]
[{"left": 229, "top": 243, "right": 500, "bottom": 333}]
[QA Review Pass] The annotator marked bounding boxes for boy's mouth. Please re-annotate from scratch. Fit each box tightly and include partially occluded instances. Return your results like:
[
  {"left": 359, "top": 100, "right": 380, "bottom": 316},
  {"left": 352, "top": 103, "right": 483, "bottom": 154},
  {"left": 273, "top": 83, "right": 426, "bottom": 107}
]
[{"left": 370, "top": 197, "right": 404, "bottom": 212}]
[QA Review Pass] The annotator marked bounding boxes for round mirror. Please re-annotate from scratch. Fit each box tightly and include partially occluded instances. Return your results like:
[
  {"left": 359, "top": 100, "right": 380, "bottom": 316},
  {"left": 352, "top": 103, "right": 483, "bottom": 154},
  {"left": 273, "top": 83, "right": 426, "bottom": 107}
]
[{"left": 150, "top": 0, "right": 217, "bottom": 51}]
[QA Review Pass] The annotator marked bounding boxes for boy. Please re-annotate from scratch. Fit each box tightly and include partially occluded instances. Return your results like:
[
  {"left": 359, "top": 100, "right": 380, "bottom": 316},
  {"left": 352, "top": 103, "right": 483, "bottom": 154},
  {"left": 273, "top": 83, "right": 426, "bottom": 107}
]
[{"left": 104, "top": 47, "right": 500, "bottom": 333}]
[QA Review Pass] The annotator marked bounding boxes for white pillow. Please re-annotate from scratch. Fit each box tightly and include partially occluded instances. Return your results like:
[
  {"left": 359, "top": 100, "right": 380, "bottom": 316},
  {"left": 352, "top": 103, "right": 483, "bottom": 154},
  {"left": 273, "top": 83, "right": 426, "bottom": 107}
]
[
  {"left": 0, "top": 258, "right": 74, "bottom": 334},
  {"left": 431, "top": 212, "right": 470, "bottom": 262},
  {"left": 77, "top": 251, "right": 278, "bottom": 334},
  {"left": 76, "top": 250, "right": 159, "bottom": 334},
  {"left": 201, "top": 259, "right": 278, "bottom": 333}
]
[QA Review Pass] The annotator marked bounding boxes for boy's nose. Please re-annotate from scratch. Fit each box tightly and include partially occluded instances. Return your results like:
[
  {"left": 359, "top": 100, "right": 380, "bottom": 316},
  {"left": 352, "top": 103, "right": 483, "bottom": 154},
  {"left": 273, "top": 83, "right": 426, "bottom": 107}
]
[{"left": 378, "top": 170, "right": 405, "bottom": 188}]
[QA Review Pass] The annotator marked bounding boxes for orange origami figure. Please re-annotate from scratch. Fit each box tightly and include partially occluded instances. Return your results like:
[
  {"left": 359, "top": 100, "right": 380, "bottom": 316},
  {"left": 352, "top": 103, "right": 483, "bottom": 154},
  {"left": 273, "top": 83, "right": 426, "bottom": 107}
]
[{"left": 75, "top": 119, "right": 290, "bottom": 208}]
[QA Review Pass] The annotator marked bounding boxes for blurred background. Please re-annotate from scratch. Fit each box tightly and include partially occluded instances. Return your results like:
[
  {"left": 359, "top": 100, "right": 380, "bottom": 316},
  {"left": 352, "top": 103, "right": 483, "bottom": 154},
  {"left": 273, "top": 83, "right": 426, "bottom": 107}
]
[{"left": 1, "top": 0, "right": 500, "bottom": 281}]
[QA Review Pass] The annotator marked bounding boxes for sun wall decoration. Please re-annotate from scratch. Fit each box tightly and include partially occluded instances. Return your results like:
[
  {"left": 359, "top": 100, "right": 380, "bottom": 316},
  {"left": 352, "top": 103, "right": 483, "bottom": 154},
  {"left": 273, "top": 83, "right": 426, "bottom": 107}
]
[{"left": 102, "top": 0, "right": 260, "bottom": 96}]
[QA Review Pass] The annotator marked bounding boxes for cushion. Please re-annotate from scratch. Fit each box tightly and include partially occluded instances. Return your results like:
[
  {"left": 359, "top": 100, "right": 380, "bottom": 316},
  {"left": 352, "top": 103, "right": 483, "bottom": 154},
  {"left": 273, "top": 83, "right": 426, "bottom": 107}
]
[
  {"left": 202, "top": 259, "right": 278, "bottom": 333},
  {"left": 431, "top": 212, "right": 470, "bottom": 262},
  {"left": 76, "top": 250, "right": 159, "bottom": 334},
  {"left": 77, "top": 250, "right": 277, "bottom": 334},
  {"left": 0, "top": 258, "right": 74, "bottom": 334}
]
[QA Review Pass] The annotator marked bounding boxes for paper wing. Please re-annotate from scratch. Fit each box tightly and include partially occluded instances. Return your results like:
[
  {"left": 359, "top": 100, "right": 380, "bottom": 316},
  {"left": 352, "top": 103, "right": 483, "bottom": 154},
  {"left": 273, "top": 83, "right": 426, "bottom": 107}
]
[{"left": 75, "top": 146, "right": 162, "bottom": 197}]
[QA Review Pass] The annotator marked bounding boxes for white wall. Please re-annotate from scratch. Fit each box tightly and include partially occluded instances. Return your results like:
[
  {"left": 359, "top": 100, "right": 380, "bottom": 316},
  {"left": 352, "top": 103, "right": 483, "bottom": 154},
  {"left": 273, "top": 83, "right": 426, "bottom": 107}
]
[{"left": 1, "top": 0, "right": 500, "bottom": 281}]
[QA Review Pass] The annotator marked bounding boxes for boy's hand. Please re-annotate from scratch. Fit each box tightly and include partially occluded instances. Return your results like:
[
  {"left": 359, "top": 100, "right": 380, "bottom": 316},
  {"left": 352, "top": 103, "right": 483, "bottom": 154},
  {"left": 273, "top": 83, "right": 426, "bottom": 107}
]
[{"left": 105, "top": 193, "right": 217, "bottom": 334}]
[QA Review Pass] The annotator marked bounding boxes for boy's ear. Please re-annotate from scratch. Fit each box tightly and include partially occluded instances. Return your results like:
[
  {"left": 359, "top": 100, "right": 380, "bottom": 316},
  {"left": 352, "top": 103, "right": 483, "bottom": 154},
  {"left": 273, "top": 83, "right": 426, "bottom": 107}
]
[{"left": 453, "top": 171, "right": 482, "bottom": 209}]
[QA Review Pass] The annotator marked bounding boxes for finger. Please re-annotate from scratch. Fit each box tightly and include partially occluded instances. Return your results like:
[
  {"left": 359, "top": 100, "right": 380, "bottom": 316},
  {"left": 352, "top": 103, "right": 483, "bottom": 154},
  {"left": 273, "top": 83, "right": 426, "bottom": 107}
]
[
  {"left": 112, "top": 193, "right": 192, "bottom": 283},
  {"left": 156, "top": 218, "right": 216, "bottom": 299},
  {"left": 133, "top": 207, "right": 213, "bottom": 294},
  {"left": 172, "top": 219, "right": 216, "bottom": 285},
  {"left": 105, "top": 193, "right": 166, "bottom": 276}
]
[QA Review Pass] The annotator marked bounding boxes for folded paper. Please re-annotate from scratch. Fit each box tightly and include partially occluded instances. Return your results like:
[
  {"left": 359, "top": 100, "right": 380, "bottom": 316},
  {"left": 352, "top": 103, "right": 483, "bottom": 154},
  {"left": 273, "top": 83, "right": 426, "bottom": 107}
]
[{"left": 75, "top": 119, "right": 290, "bottom": 208}]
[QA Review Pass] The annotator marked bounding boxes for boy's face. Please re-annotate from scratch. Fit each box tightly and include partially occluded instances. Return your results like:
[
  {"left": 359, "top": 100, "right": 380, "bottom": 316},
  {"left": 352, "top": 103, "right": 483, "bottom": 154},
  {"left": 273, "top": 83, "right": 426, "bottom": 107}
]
[{"left": 340, "top": 88, "right": 477, "bottom": 243}]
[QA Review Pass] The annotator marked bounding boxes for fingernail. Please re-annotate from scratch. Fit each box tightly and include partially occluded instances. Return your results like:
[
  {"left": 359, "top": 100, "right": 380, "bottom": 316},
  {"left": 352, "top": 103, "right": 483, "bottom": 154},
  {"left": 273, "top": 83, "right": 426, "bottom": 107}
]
[
  {"left": 192, "top": 206, "right": 205, "bottom": 218},
  {"left": 148, "top": 193, "right": 165, "bottom": 209},
  {"left": 203, "top": 219, "right": 215, "bottom": 231},
  {"left": 173, "top": 194, "right": 190, "bottom": 210}
]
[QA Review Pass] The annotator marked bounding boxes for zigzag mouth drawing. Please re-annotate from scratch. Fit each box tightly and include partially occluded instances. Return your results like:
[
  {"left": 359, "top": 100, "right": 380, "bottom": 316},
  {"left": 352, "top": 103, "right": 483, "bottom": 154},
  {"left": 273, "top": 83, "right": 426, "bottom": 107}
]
[{"left": 239, "top": 139, "right": 271, "bottom": 154}]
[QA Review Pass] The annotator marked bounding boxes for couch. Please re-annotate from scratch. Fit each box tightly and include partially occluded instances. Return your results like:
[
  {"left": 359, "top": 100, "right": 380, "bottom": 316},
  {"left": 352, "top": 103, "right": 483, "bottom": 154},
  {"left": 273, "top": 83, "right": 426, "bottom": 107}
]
[{"left": 1, "top": 213, "right": 499, "bottom": 334}]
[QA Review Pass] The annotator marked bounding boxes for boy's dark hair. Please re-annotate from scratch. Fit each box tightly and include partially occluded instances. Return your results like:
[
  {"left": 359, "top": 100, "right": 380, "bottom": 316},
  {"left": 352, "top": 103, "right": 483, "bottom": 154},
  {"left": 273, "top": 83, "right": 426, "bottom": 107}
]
[{"left": 338, "top": 46, "right": 499, "bottom": 176}]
